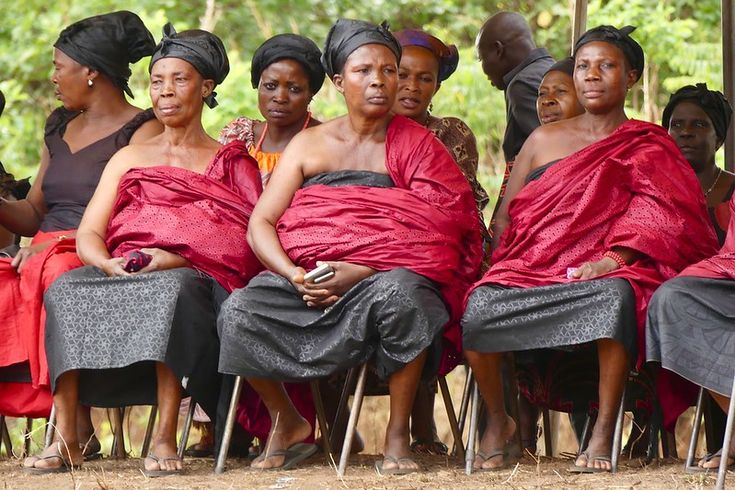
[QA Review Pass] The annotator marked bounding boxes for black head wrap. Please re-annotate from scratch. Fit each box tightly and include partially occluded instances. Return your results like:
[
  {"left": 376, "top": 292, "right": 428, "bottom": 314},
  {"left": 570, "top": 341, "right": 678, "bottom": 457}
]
[
  {"left": 251, "top": 34, "right": 325, "bottom": 94},
  {"left": 662, "top": 83, "right": 733, "bottom": 143},
  {"left": 544, "top": 56, "right": 575, "bottom": 77},
  {"left": 0, "top": 90, "right": 4, "bottom": 118},
  {"left": 574, "top": 25, "right": 644, "bottom": 82},
  {"left": 393, "top": 29, "right": 459, "bottom": 82},
  {"left": 54, "top": 11, "right": 155, "bottom": 98},
  {"left": 149, "top": 23, "right": 230, "bottom": 108},
  {"left": 321, "top": 19, "right": 402, "bottom": 79}
]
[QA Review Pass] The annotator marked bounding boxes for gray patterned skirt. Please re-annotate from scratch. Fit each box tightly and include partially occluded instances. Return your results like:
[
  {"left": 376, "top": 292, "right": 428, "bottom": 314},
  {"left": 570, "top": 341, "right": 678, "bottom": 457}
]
[
  {"left": 647, "top": 276, "right": 735, "bottom": 396},
  {"left": 45, "top": 266, "right": 227, "bottom": 416},
  {"left": 462, "top": 278, "right": 637, "bottom": 357},
  {"left": 218, "top": 268, "right": 448, "bottom": 382}
]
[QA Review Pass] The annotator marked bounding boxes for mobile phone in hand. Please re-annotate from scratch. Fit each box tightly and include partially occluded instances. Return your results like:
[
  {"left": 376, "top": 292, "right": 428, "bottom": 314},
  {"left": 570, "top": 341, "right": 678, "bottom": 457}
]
[
  {"left": 123, "top": 250, "right": 153, "bottom": 273},
  {"left": 303, "top": 263, "right": 335, "bottom": 283}
]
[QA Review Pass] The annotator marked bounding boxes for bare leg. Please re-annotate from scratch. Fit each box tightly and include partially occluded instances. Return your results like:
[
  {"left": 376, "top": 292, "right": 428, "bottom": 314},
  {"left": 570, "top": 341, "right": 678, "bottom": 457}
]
[
  {"left": 247, "top": 378, "right": 312, "bottom": 469},
  {"left": 381, "top": 351, "right": 427, "bottom": 472},
  {"left": 410, "top": 379, "right": 444, "bottom": 453},
  {"left": 23, "top": 371, "right": 83, "bottom": 469},
  {"left": 144, "top": 362, "right": 183, "bottom": 472},
  {"left": 465, "top": 350, "right": 516, "bottom": 470},
  {"left": 76, "top": 406, "right": 99, "bottom": 455},
  {"left": 575, "top": 339, "right": 628, "bottom": 471},
  {"left": 699, "top": 392, "right": 735, "bottom": 468}
]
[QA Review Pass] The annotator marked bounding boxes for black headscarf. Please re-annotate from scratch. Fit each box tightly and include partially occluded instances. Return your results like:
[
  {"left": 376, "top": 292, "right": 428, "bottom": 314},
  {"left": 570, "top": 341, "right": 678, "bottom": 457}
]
[
  {"left": 0, "top": 89, "right": 4, "bottom": 118},
  {"left": 321, "top": 19, "right": 401, "bottom": 79},
  {"left": 251, "top": 34, "right": 325, "bottom": 94},
  {"left": 393, "top": 29, "right": 459, "bottom": 82},
  {"left": 54, "top": 11, "right": 155, "bottom": 98},
  {"left": 662, "top": 83, "right": 733, "bottom": 143},
  {"left": 149, "top": 23, "right": 230, "bottom": 108},
  {"left": 544, "top": 56, "right": 575, "bottom": 77},
  {"left": 574, "top": 25, "right": 644, "bottom": 82}
]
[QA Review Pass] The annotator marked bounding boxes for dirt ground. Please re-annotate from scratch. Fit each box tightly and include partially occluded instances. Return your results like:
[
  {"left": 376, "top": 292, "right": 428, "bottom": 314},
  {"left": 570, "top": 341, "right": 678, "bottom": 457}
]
[{"left": 0, "top": 453, "right": 729, "bottom": 489}]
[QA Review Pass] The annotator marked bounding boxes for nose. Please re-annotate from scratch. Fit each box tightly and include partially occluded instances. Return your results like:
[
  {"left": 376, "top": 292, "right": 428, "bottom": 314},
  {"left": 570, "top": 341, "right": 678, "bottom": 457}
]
[
  {"left": 273, "top": 86, "right": 288, "bottom": 103},
  {"left": 584, "top": 65, "right": 601, "bottom": 81},
  {"left": 159, "top": 78, "right": 175, "bottom": 97},
  {"left": 540, "top": 96, "right": 557, "bottom": 107},
  {"left": 371, "top": 71, "right": 386, "bottom": 88}
]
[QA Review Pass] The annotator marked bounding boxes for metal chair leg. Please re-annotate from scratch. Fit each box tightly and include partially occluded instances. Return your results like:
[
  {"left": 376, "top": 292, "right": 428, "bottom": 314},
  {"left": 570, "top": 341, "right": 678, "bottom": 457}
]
[
  {"left": 337, "top": 363, "right": 367, "bottom": 477},
  {"left": 578, "top": 412, "right": 592, "bottom": 457},
  {"left": 465, "top": 380, "right": 480, "bottom": 475},
  {"left": 715, "top": 374, "right": 735, "bottom": 490},
  {"left": 452, "top": 367, "right": 473, "bottom": 456},
  {"left": 141, "top": 405, "right": 158, "bottom": 457},
  {"left": 111, "top": 407, "right": 126, "bottom": 458},
  {"left": 0, "top": 416, "right": 12, "bottom": 457},
  {"left": 45, "top": 405, "right": 56, "bottom": 448},
  {"left": 214, "top": 375, "right": 243, "bottom": 474},
  {"left": 438, "top": 375, "right": 465, "bottom": 460},
  {"left": 24, "top": 418, "right": 33, "bottom": 457},
  {"left": 542, "top": 409, "right": 553, "bottom": 457},
  {"left": 686, "top": 387, "right": 705, "bottom": 472},
  {"left": 178, "top": 399, "right": 196, "bottom": 459},
  {"left": 310, "top": 380, "right": 334, "bottom": 465},
  {"left": 330, "top": 367, "right": 357, "bottom": 450},
  {"left": 611, "top": 386, "right": 627, "bottom": 474}
]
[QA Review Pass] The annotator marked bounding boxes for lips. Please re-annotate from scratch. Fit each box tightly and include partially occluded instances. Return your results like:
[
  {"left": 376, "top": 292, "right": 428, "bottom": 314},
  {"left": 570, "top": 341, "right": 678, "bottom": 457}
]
[
  {"left": 540, "top": 112, "right": 560, "bottom": 124},
  {"left": 398, "top": 97, "right": 420, "bottom": 110},
  {"left": 583, "top": 89, "right": 604, "bottom": 99},
  {"left": 157, "top": 105, "right": 179, "bottom": 116},
  {"left": 367, "top": 93, "right": 389, "bottom": 104},
  {"left": 268, "top": 109, "right": 290, "bottom": 118}
]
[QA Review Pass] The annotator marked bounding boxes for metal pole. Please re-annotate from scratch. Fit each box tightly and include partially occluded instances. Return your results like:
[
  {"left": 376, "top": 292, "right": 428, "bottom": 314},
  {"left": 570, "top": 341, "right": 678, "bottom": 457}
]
[
  {"left": 571, "top": 0, "right": 589, "bottom": 51},
  {"left": 685, "top": 388, "right": 705, "bottom": 472},
  {"left": 214, "top": 375, "right": 243, "bottom": 474},
  {"left": 715, "top": 375, "right": 735, "bottom": 490},
  {"left": 723, "top": 0, "right": 735, "bottom": 171},
  {"left": 337, "top": 363, "right": 367, "bottom": 477}
]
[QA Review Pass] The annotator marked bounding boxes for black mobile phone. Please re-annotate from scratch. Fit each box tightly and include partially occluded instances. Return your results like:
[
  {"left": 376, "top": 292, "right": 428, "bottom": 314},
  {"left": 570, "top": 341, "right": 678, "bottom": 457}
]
[{"left": 303, "top": 263, "right": 335, "bottom": 283}]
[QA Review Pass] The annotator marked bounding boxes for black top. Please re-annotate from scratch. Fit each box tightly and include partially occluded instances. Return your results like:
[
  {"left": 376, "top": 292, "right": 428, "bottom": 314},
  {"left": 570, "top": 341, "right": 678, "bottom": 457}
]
[
  {"left": 40, "top": 107, "right": 155, "bottom": 232},
  {"left": 303, "top": 170, "right": 394, "bottom": 188},
  {"left": 501, "top": 48, "right": 555, "bottom": 162},
  {"left": 525, "top": 159, "right": 561, "bottom": 184}
]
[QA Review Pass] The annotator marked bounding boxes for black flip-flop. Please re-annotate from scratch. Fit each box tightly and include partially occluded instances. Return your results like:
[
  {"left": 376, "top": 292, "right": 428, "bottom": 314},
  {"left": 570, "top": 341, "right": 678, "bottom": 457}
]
[
  {"left": 143, "top": 453, "right": 183, "bottom": 477},
  {"left": 375, "top": 455, "right": 421, "bottom": 476},
  {"left": 252, "top": 442, "right": 317, "bottom": 471}
]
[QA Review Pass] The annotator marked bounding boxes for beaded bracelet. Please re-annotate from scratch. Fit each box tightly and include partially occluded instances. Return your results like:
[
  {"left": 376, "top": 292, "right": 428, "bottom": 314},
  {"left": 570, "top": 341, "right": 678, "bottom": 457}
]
[{"left": 603, "top": 250, "right": 627, "bottom": 269}]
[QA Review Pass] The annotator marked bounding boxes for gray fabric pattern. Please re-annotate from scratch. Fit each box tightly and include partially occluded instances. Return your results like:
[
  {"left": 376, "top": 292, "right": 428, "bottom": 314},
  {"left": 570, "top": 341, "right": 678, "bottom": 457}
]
[
  {"left": 462, "top": 278, "right": 636, "bottom": 356},
  {"left": 45, "top": 266, "right": 226, "bottom": 414},
  {"left": 646, "top": 276, "right": 735, "bottom": 396},
  {"left": 218, "top": 268, "right": 448, "bottom": 382}
]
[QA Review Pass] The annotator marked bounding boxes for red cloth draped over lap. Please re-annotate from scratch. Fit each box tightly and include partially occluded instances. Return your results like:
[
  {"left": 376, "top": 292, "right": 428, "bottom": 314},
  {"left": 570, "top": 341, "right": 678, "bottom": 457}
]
[
  {"left": 474, "top": 120, "right": 718, "bottom": 366},
  {"left": 277, "top": 115, "right": 484, "bottom": 375},
  {"left": 0, "top": 230, "right": 80, "bottom": 417},
  {"left": 105, "top": 141, "right": 264, "bottom": 293},
  {"left": 681, "top": 195, "right": 735, "bottom": 279}
]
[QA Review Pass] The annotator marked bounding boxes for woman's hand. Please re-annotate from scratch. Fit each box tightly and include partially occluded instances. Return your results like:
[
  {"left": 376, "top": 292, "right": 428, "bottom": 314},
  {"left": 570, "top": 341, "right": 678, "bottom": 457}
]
[
  {"left": 99, "top": 257, "right": 130, "bottom": 277},
  {"left": 300, "top": 261, "right": 376, "bottom": 308},
  {"left": 137, "top": 248, "right": 190, "bottom": 273},
  {"left": 11, "top": 240, "right": 54, "bottom": 273},
  {"left": 571, "top": 257, "right": 620, "bottom": 280}
]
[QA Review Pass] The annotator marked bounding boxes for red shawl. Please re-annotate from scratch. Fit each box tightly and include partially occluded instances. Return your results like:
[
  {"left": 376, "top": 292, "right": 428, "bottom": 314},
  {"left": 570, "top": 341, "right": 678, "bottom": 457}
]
[
  {"left": 474, "top": 120, "right": 718, "bottom": 364},
  {"left": 276, "top": 115, "right": 483, "bottom": 374},
  {"left": 106, "top": 141, "right": 263, "bottom": 292}
]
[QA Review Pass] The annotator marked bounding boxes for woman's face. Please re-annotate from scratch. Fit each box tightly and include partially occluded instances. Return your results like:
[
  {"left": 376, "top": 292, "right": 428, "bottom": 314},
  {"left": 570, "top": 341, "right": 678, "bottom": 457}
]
[
  {"left": 258, "top": 59, "right": 313, "bottom": 127},
  {"left": 573, "top": 41, "right": 637, "bottom": 114},
  {"left": 536, "top": 70, "right": 584, "bottom": 124},
  {"left": 393, "top": 46, "right": 439, "bottom": 121},
  {"left": 334, "top": 44, "right": 398, "bottom": 118},
  {"left": 149, "top": 57, "right": 213, "bottom": 127},
  {"left": 668, "top": 100, "right": 719, "bottom": 171},
  {"left": 51, "top": 48, "right": 92, "bottom": 110}
]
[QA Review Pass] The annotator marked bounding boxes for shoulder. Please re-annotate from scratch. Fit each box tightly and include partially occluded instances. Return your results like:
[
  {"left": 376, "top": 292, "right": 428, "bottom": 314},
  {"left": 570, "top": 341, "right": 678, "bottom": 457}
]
[{"left": 44, "top": 106, "right": 77, "bottom": 137}]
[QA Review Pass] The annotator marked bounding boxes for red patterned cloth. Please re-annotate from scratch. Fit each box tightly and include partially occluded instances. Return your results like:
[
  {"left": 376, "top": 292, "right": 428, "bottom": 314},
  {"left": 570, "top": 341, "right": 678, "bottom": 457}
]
[
  {"left": 106, "top": 141, "right": 263, "bottom": 292},
  {"left": 277, "top": 115, "right": 483, "bottom": 374},
  {"left": 473, "top": 120, "right": 718, "bottom": 366},
  {"left": 0, "top": 230, "right": 80, "bottom": 417}
]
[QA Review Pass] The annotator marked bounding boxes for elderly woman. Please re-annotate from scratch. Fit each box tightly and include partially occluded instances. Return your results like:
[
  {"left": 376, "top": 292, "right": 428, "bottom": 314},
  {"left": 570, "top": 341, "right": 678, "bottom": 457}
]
[
  {"left": 183, "top": 33, "right": 326, "bottom": 459},
  {"left": 647, "top": 86, "right": 735, "bottom": 471},
  {"left": 22, "top": 24, "right": 263, "bottom": 476},
  {"left": 217, "top": 19, "right": 481, "bottom": 474},
  {"left": 0, "top": 11, "right": 159, "bottom": 457},
  {"left": 462, "top": 25, "right": 716, "bottom": 473}
]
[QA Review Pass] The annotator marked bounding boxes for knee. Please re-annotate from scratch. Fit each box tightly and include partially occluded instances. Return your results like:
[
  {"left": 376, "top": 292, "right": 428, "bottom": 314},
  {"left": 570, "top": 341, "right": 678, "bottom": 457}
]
[{"left": 649, "top": 277, "right": 688, "bottom": 310}]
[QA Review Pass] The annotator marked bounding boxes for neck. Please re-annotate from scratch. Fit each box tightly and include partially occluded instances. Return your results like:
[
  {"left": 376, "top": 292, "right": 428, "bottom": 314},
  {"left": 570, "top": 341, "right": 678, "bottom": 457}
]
[
  {"left": 409, "top": 111, "right": 430, "bottom": 127},
  {"left": 161, "top": 120, "right": 210, "bottom": 148},
  {"left": 581, "top": 109, "right": 628, "bottom": 138},
  {"left": 80, "top": 86, "right": 131, "bottom": 120},
  {"left": 266, "top": 112, "right": 309, "bottom": 146},
  {"left": 346, "top": 112, "right": 391, "bottom": 139},
  {"left": 696, "top": 161, "right": 719, "bottom": 191}
]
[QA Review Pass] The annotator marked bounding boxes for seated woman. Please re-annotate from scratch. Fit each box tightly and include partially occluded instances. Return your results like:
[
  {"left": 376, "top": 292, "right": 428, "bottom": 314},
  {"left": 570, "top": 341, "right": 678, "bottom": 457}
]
[
  {"left": 217, "top": 19, "right": 481, "bottom": 474},
  {"left": 648, "top": 87, "right": 735, "bottom": 471},
  {"left": 185, "top": 33, "right": 326, "bottom": 459},
  {"left": 462, "top": 25, "right": 717, "bottom": 473},
  {"left": 389, "top": 28, "right": 487, "bottom": 455},
  {"left": 0, "top": 11, "right": 160, "bottom": 456},
  {"left": 22, "top": 24, "right": 263, "bottom": 476}
]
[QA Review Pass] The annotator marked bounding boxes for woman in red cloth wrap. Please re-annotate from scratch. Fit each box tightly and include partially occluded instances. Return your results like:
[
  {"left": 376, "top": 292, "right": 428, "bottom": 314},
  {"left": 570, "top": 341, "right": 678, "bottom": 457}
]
[
  {"left": 217, "top": 18, "right": 481, "bottom": 474},
  {"left": 461, "top": 25, "right": 717, "bottom": 473},
  {"left": 23, "top": 24, "right": 262, "bottom": 476},
  {"left": 0, "top": 11, "right": 160, "bottom": 455}
]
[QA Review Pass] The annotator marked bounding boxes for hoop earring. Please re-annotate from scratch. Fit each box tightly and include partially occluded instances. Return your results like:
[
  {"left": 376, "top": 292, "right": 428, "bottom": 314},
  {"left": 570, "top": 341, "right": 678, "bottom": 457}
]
[{"left": 87, "top": 79, "right": 94, "bottom": 88}]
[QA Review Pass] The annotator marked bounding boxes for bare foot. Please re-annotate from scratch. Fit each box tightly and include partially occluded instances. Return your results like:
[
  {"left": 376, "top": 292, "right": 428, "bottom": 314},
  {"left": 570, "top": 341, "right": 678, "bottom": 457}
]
[
  {"left": 145, "top": 440, "right": 182, "bottom": 473},
  {"left": 251, "top": 415, "right": 312, "bottom": 469},
  {"left": 23, "top": 441, "right": 83, "bottom": 471},
  {"left": 381, "top": 423, "right": 419, "bottom": 473},
  {"left": 699, "top": 444, "right": 735, "bottom": 470},
  {"left": 574, "top": 422, "right": 613, "bottom": 471},
  {"left": 474, "top": 414, "right": 516, "bottom": 470}
]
